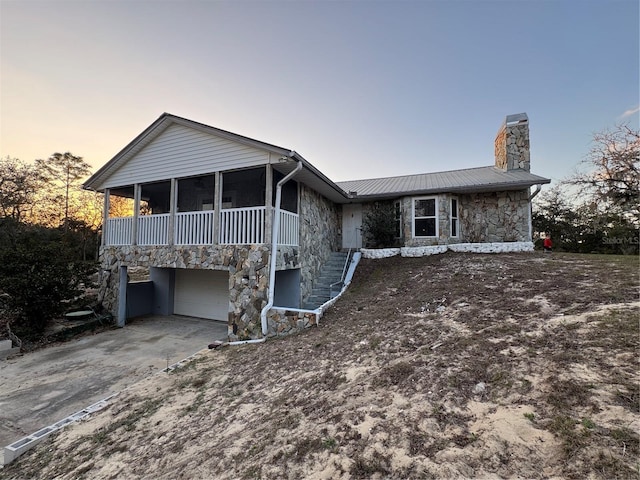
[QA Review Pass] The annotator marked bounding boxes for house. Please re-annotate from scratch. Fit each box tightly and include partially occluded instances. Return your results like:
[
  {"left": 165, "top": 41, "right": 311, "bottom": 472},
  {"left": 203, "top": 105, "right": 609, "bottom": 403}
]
[{"left": 84, "top": 112, "right": 549, "bottom": 340}]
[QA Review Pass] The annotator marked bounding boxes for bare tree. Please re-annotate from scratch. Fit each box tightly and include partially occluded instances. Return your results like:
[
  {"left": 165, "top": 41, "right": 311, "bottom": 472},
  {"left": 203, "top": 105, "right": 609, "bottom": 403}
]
[
  {"left": 566, "top": 124, "right": 639, "bottom": 224},
  {"left": 0, "top": 156, "right": 45, "bottom": 223}
]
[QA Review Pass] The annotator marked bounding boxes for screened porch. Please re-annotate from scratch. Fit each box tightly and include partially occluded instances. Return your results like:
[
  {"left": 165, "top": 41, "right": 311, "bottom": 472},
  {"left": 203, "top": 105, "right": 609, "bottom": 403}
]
[{"left": 102, "top": 167, "right": 299, "bottom": 247}]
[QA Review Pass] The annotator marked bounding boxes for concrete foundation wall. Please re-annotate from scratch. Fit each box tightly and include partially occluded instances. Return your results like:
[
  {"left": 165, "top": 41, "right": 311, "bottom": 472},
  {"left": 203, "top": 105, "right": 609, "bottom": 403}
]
[{"left": 126, "top": 281, "right": 154, "bottom": 318}]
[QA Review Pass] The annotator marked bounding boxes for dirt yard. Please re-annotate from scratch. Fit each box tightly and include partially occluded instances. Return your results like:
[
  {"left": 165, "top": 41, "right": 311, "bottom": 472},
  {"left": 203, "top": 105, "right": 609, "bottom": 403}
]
[{"left": 2, "top": 252, "right": 638, "bottom": 479}]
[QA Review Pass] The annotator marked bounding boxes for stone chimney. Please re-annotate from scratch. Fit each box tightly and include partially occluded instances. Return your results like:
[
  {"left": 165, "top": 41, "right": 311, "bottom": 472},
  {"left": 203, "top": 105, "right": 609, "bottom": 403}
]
[{"left": 494, "top": 113, "right": 530, "bottom": 172}]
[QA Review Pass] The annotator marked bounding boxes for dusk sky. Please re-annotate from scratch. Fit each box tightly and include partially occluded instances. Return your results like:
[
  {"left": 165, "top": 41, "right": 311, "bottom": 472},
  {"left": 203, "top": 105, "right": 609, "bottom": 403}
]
[{"left": 1, "top": 0, "right": 638, "bottom": 187}]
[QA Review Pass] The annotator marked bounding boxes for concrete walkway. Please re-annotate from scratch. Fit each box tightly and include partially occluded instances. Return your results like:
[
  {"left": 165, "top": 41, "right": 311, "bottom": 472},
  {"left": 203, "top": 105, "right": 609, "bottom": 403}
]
[{"left": 0, "top": 315, "right": 227, "bottom": 462}]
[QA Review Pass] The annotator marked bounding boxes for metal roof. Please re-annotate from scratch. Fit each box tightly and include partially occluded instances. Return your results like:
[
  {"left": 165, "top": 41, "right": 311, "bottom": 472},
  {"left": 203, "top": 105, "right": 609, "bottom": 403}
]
[{"left": 336, "top": 166, "right": 550, "bottom": 199}]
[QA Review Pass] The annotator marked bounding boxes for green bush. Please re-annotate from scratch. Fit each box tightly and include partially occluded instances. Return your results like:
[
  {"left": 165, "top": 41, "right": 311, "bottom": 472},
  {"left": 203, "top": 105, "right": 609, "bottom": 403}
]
[{"left": 361, "top": 202, "right": 398, "bottom": 248}]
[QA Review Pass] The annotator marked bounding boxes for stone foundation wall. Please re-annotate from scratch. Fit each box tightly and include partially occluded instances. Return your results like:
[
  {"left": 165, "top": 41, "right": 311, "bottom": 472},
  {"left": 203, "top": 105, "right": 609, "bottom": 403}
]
[
  {"left": 459, "top": 190, "right": 530, "bottom": 243},
  {"left": 266, "top": 308, "right": 319, "bottom": 337}
]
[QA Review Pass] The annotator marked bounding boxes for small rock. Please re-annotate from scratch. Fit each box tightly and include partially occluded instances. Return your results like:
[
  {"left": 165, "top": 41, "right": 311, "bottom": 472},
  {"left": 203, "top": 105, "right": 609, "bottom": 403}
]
[
  {"left": 436, "top": 305, "right": 446, "bottom": 313},
  {"left": 472, "top": 382, "right": 486, "bottom": 395}
]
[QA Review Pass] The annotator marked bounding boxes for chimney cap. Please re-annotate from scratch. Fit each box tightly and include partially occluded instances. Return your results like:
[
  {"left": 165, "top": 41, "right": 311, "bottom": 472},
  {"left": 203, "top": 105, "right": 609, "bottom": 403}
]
[{"left": 505, "top": 113, "right": 528, "bottom": 126}]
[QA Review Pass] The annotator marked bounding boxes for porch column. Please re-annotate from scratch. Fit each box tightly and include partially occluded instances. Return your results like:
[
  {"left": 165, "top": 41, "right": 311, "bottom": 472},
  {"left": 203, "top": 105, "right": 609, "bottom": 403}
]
[
  {"left": 169, "top": 178, "right": 176, "bottom": 246},
  {"left": 213, "top": 172, "right": 221, "bottom": 244},
  {"left": 102, "top": 188, "right": 110, "bottom": 247},
  {"left": 265, "top": 164, "right": 273, "bottom": 244},
  {"left": 132, "top": 183, "right": 141, "bottom": 245},
  {"left": 117, "top": 266, "right": 127, "bottom": 327}
]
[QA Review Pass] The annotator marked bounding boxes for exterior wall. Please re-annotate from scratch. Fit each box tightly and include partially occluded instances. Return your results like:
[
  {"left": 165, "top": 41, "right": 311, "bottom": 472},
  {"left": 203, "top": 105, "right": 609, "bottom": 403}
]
[
  {"left": 298, "top": 184, "right": 341, "bottom": 305},
  {"left": 390, "top": 190, "right": 530, "bottom": 247},
  {"left": 103, "top": 124, "right": 270, "bottom": 189},
  {"left": 458, "top": 190, "right": 530, "bottom": 243}
]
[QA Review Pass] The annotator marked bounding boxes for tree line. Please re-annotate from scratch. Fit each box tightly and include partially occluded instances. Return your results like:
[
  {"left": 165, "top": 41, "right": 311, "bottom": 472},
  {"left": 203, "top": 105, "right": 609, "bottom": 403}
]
[
  {"left": 532, "top": 124, "right": 639, "bottom": 254},
  {"left": 0, "top": 152, "right": 100, "bottom": 340}
]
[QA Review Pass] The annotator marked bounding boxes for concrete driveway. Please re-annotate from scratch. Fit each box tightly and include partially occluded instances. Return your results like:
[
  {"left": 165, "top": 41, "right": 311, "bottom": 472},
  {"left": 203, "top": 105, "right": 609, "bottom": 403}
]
[{"left": 0, "top": 315, "right": 227, "bottom": 461}]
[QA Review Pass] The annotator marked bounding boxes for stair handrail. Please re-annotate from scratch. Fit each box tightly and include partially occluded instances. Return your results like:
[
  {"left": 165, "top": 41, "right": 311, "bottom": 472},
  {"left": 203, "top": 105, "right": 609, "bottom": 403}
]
[{"left": 330, "top": 248, "right": 352, "bottom": 293}]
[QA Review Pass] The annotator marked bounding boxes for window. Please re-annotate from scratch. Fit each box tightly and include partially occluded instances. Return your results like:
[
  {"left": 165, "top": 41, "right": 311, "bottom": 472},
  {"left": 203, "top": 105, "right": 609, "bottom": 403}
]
[
  {"left": 412, "top": 197, "right": 438, "bottom": 237},
  {"left": 394, "top": 200, "right": 402, "bottom": 239},
  {"left": 451, "top": 197, "right": 459, "bottom": 237}
]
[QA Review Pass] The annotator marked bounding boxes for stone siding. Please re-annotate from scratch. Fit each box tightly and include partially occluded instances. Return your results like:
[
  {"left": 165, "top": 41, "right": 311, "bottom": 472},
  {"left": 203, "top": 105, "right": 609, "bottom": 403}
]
[
  {"left": 298, "top": 184, "right": 340, "bottom": 303},
  {"left": 383, "top": 190, "right": 530, "bottom": 247},
  {"left": 266, "top": 308, "right": 319, "bottom": 337},
  {"left": 459, "top": 190, "right": 530, "bottom": 243},
  {"left": 495, "top": 121, "right": 530, "bottom": 172}
]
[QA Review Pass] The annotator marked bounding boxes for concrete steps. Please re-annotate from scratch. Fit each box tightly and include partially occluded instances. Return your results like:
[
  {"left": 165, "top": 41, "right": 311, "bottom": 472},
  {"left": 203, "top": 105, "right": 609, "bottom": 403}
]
[{"left": 303, "top": 251, "right": 350, "bottom": 309}]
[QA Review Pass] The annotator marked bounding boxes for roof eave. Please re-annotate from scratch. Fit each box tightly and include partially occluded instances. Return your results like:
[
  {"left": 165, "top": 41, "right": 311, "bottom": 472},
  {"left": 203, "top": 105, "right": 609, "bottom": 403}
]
[{"left": 347, "top": 178, "right": 552, "bottom": 201}]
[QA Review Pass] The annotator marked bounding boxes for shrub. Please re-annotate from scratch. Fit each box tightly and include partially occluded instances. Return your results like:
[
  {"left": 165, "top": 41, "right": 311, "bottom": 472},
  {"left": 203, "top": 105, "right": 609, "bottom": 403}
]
[
  {"left": 0, "top": 219, "right": 95, "bottom": 338},
  {"left": 361, "top": 202, "right": 398, "bottom": 248}
]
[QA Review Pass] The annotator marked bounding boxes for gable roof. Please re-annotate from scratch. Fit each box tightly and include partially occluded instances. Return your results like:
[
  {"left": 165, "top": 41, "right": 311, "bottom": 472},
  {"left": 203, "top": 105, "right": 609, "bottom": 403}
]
[
  {"left": 337, "top": 166, "right": 550, "bottom": 199},
  {"left": 83, "top": 113, "right": 351, "bottom": 203},
  {"left": 84, "top": 113, "right": 550, "bottom": 204}
]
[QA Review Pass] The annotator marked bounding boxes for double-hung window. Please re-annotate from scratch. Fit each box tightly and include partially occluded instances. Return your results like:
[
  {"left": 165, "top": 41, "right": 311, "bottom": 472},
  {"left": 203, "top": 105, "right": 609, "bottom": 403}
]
[
  {"left": 450, "top": 197, "right": 459, "bottom": 237},
  {"left": 412, "top": 197, "right": 438, "bottom": 237}
]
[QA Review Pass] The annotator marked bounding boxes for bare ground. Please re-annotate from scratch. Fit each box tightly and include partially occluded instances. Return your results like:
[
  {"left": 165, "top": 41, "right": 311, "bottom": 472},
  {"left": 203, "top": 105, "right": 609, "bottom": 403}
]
[{"left": 2, "top": 252, "right": 639, "bottom": 480}]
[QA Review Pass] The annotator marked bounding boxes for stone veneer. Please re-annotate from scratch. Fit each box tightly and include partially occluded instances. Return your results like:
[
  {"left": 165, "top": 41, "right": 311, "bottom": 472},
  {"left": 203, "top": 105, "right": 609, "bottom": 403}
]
[
  {"left": 495, "top": 119, "right": 530, "bottom": 172},
  {"left": 458, "top": 190, "right": 529, "bottom": 243},
  {"left": 298, "top": 184, "right": 341, "bottom": 303},
  {"left": 368, "top": 189, "right": 530, "bottom": 248}
]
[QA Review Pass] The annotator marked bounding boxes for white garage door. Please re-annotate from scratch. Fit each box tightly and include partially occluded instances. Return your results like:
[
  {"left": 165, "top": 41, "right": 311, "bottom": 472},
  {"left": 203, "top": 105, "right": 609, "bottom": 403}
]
[{"left": 174, "top": 269, "right": 228, "bottom": 321}]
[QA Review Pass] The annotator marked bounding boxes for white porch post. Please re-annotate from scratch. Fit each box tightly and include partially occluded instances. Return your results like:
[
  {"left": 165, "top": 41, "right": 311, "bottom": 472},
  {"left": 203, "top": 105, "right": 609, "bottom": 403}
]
[
  {"left": 169, "top": 178, "right": 176, "bottom": 246},
  {"left": 213, "top": 172, "right": 221, "bottom": 244},
  {"left": 102, "top": 188, "right": 110, "bottom": 247},
  {"left": 132, "top": 184, "right": 141, "bottom": 245}
]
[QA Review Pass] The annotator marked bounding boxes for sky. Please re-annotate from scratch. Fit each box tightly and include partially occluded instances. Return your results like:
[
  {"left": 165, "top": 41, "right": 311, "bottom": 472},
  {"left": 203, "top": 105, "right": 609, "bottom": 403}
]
[{"left": 1, "top": 0, "right": 638, "bottom": 188}]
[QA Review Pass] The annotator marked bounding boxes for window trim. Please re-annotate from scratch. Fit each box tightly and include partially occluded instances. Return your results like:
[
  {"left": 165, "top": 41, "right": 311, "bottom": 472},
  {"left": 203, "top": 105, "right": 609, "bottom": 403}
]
[
  {"left": 412, "top": 196, "right": 438, "bottom": 238},
  {"left": 450, "top": 196, "right": 459, "bottom": 238}
]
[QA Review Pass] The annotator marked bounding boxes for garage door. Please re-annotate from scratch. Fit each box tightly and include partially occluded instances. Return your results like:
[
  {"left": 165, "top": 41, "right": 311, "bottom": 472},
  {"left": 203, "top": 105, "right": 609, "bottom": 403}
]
[{"left": 174, "top": 269, "right": 228, "bottom": 321}]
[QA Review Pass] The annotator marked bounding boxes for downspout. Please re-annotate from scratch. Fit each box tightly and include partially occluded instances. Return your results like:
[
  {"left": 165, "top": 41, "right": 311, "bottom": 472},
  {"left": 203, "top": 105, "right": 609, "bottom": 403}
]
[
  {"left": 227, "top": 155, "right": 302, "bottom": 347},
  {"left": 260, "top": 154, "right": 303, "bottom": 336}
]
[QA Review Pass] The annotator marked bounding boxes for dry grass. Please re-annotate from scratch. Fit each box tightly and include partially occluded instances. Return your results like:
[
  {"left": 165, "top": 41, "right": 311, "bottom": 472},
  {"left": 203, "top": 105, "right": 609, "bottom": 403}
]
[{"left": 1, "top": 252, "right": 639, "bottom": 480}]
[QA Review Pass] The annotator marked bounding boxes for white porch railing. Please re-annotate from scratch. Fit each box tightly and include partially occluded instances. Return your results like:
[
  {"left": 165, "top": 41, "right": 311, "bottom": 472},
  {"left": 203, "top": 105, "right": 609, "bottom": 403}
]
[
  {"left": 137, "top": 214, "right": 170, "bottom": 245},
  {"left": 105, "top": 217, "right": 133, "bottom": 246},
  {"left": 175, "top": 211, "right": 215, "bottom": 245},
  {"left": 104, "top": 207, "right": 299, "bottom": 246},
  {"left": 219, "top": 206, "right": 265, "bottom": 245},
  {"left": 279, "top": 210, "right": 299, "bottom": 246}
]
